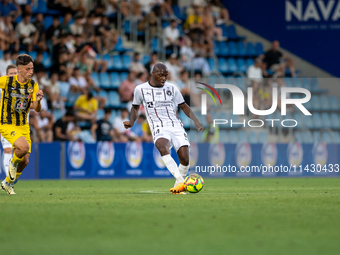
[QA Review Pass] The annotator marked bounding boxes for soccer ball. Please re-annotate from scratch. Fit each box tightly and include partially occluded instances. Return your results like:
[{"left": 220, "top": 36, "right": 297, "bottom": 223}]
[{"left": 184, "top": 174, "right": 204, "bottom": 193}]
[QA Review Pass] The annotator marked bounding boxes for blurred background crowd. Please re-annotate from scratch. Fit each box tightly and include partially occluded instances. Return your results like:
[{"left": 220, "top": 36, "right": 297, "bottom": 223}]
[{"left": 0, "top": 0, "right": 315, "bottom": 144}]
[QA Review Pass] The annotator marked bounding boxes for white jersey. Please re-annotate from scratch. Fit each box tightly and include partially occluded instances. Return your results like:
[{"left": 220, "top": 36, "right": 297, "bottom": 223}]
[{"left": 132, "top": 81, "right": 185, "bottom": 134}]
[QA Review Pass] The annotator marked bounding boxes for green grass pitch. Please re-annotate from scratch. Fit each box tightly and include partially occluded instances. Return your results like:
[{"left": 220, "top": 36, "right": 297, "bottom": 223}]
[{"left": 0, "top": 178, "right": 339, "bottom": 255}]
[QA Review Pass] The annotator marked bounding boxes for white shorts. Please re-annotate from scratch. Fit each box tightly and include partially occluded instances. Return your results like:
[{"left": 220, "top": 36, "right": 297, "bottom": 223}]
[
  {"left": 1, "top": 135, "right": 12, "bottom": 149},
  {"left": 153, "top": 127, "right": 190, "bottom": 152}
]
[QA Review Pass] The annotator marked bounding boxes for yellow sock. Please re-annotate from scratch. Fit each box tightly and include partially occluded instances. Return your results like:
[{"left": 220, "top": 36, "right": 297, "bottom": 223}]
[
  {"left": 5, "top": 176, "right": 14, "bottom": 184},
  {"left": 12, "top": 153, "right": 23, "bottom": 166},
  {"left": 16, "top": 172, "right": 22, "bottom": 180}
]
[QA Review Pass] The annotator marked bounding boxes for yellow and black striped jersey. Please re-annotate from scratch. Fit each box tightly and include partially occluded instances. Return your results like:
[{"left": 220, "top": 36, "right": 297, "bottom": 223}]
[{"left": 0, "top": 75, "right": 39, "bottom": 126}]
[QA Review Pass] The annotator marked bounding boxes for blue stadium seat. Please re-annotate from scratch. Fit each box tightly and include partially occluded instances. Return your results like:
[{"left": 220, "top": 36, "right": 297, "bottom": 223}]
[
  {"left": 142, "top": 55, "right": 150, "bottom": 65},
  {"left": 246, "top": 42, "right": 256, "bottom": 56},
  {"left": 293, "top": 112, "right": 303, "bottom": 128},
  {"left": 310, "top": 78, "right": 320, "bottom": 92},
  {"left": 284, "top": 77, "right": 292, "bottom": 87},
  {"left": 98, "top": 91, "right": 109, "bottom": 107},
  {"left": 120, "top": 72, "right": 128, "bottom": 81},
  {"left": 112, "top": 55, "right": 122, "bottom": 71},
  {"left": 329, "top": 96, "right": 338, "bottom": 110},
  {"left": 218, "top": 58, "right": 228, "bottom": 73},
  {"left": 229, "top": 130, "right": 238, "bottom": 143},
  {"left": 313, "top": 113, "right": 322, "bottom": 129},
  {"left": 258, "top": 131, "right": 268, "bottom": 143},
  {"left": 302, "top": 131, "right": 313, "bottom": 143},
  {"left": 313, "top": 131, "right": 321, "bottom": 142},
  {"left": 236, "top": 58, "right": 246, "bottom": 72},
  {"left": 0, "top": 50, "right": 3, "bottom": 59},
  {"left": 320, "top": 95, "right": 330, "bottom": 111},
  {"left": 102, "top": 54, "right": 113, "bottom": 69},
  {"left": 151, "top": 38, "right": 160, "bottom": 52},
  {"left": 42, "top": 52, "right": 51, "bottom": 68},
  {"left": 330, "top": 113, "right": 340, "bottom": 129},
  {"left": 96, "top": 109, "right": 105, "bottom": 120},
  {"left": 99, "top": 72, "right": 110, "bottom": 88},
  {"left": 248, "top": 131, "right": 258, "bottom": 143},
  {"left": 228, "top": 25, "right": 239, "bottom": 40},
  {"left": 246, "top": 58, "right": 254, "bottom": 68},
  {"left": 114, "top": 37, "right": 127, "bottom": 52},
  {"left": 311, "top": 95, "right": 321, "bottom": 111},
  {"left": 172, "top": 6, "right": 186, "bottom": 22},
  {"left": 217, "top": 24, "right": 228, "bottom": 38},
  {"left": 122, "top": 54, "right": 131, "bottom": 70},
  {"left": 235, "top": 76, "right": 245, "bottom": 91},
  {"left": 228, "top": 58, "right": 237, "bottom": 73},
  {"left": 228, "top": 42, "right": 238, "bottom": 56},
  {"left": 213, "top": 41, "right": 221, "bottom": 56},
  {"left": 44, "top": 15, "right": 53, "bottom": 29},
  {"left": 207, "top": 57, "right": 217, "bottom": 70},
  {"left": 321, "top": 112, "right": 332, "bottom": 129},
  {"left": 29, "top": 51, "right": 37, "bottom": 60},
  {"left": 333, "top": 132, "right": 340, "bottom": 143},
  {"left": 255, "top": 42, "right": 264, "bottom": 55},
  {"left": 32, "top": 0, "right": 47, "bottom": 14},
  {"left": 219, "top": 130, "right": 229, "bottom": 143},
  {"left": 301, "top": 77, "right": 311, "bottom": 90},
  {"left": 238, "top": 130, "right": 247, "bottom": 142},
  {"left": 110, "top": 72, "right": 120, "bottom": 88},
  {"left": 219, "top": 41, "right": 229, "bottom": 56},
  {"left": 91, "top": 72, "right": 100, "bottom": 86},
  {"left": 238, "top": 41, "right": 246, "bottom": 56},
  {"left": 292, "top": 77, "right": 301, "bottom": 87},
  {"left": 53, "top": 109, "right": 63, "bottom": 121},
  {"left": 304, "top": 115, "right": 314, "bottom": 129}
]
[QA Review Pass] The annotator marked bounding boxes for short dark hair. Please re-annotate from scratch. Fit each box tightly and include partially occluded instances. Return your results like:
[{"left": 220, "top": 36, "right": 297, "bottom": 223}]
[
  {"left": 121, "top": 108, "right": 128, "bottom": 113},
  {"left": 6, "top": 64, "right": 17, "bottom": 74},
  {"left": 16, "top": 54, "right": 34, "bottom": 66},
  {"left": 65, "top": 110, "right": 75, "bottom": 117},
  {"left": 138, "top": 114, "right": 146, "bottom": 119},
  {"left": 104, "top": 108, "right": 112, "bottom": 114}
]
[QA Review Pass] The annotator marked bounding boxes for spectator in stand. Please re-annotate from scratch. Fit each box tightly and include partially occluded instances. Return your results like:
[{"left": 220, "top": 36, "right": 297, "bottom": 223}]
[
  {"left": 247, "top": 58, "right": 263, "bottom": 90},
  {"left": 191, "top": 50, "right": 210, "bottom": 75},
  {"left": 135, "top": 72, "right": 148, "bottom": 85},
  {"left": 46, "top": 16, "right": 61, "bottom": 53},
  {"left": 33, "top": 52, "right": 46, "bottom": 74},
  {"left": 0, "top": 50, "right": 13, "bottom": 76},
  {"left": 82, "top": 13, "right": 97, "bottom": 49},
  {"left": 118, "top": 71, "right": 136, "bottom": 103},
  {"left": 59, "top": 13, "right": 72, "bottom": 35},
  {"left": 209, "top": 0, "right": 230, "bottom": 24},
  {"left": 129, "top": 52, "right": 147, "bottom": 74},
  {"left": 44, "top": 72, "right": 62, "bottom": 107},
  {"left": 95, "top": 15, "right": 117, "bottom": 54},
  {"left": 202, "top": 5, "right": 225, "bottom": 41},
  {"left": 145, "top": 52, "right": 158, "bottom": 74},
  {"left": 74, "top": 89, "right": 98, "bottom": 122},
  {"left": 260, "top": 40, "right": 296, "bottom": 77},
  {"left": 33, "top": 13, "right": 47, "bottom": 51},
  {"left": 52, "top": 33, "right": 68, "bottom": 65},
  {"left": 164, "top": 53, "right": 183, "bottom": 81},
  {"left": 91, "top": 108, "right": 114, "bottom": 141},
  {"left": 176, "top": 70, "right": 191, "bottom": 105},
  {"left": 53, "top": 110, "right": 77, "bottom": 141},
  {"left": 70, "top": 15, "right": 84, "bottom": 36},
  {"left": 180, "top": 36, "right": 195, "bottom": 70},
  {"left": 15, "top": 13, "right": 38, "bottom": 52},
  {"left": 113, "top": 108, "right": 129, "bottom": 142},
  {"left": 138, "top": 5, "right": 163, "bottom": 40},
  {"left": 184, "top": 4, "right": 204, "bottom": 42},
  {"left": 0, "top": 15, "right": 19, "bottom": 51},
  {"left": 69, "top": 66, "right": 88, "bottom": 97},
  {"left": 130, "top": 114, "right": 152, "bottom": 142},
  {"left": 163, "top": 18, "right": 180, "bottom": 55},
  {"left": 84, "top": 71, "right": 106, "bottom": 109},
  {"left": 0, "top": 0, "right": 20, "bottom": 20}
]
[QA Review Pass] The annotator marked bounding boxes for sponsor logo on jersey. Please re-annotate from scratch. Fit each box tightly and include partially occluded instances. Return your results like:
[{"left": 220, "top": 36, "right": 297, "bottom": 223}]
[
  {"left": 166, "top": 90, "right": 172, "bottom": 96},
  {"left": 312, "top": 142, "right": 328, "bottom": 166},
  {"left": 287, "top": 142, "right": 303, "bottom": 166},
  {"left": 125, "top": 142, "right": 143, "bottom": 168},
  {"left": 235, "top": 143, "right": 252, "bottom": 168},
  {"left": 97, "top": 141, "right": 115, "bottom": 168},
  {"left": 68, "top": 142, "right": 86, "bottom": 169}
]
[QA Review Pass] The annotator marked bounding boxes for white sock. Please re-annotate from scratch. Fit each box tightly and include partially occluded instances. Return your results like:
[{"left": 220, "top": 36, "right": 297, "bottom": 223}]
[
  {"left": 161, "top": 154, "right": 184, "bottom": 184},
  {"left": 174, "top": 164, "right": 190, "bottom": 187},
  {"left": 3, "top": 153, "right": 11, "bottom": 177}
]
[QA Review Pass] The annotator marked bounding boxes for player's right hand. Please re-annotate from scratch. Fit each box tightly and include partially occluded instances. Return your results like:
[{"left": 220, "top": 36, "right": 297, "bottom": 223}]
[{"left": 123, "top": 121, "right": 133, "bottom": 129}]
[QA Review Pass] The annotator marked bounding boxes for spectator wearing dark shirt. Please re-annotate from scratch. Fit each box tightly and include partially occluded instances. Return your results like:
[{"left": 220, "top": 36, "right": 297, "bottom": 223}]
[
  {"left": 260, "top": 40, "right": 296, "bottom": 77},
  {"left": 59, "top": 13, "right": 72, "bottom": 35},
  {"left": 0, "top": 0, "right": 20, "bottom": 20},
  {"left": 34, "top": 52, "right": 46, "bottom": 73},
  {"left": 91, "top": 108, "right": 114, "bottom": 141},
  {"left": 53, "top": 110, "right": 76, "bottom": 141},
  {"left": 33, "top": 13, "right": 47, "bottom": 51},
  {"left": 95, "top": 16, "right": 117, "bottom": 54}
]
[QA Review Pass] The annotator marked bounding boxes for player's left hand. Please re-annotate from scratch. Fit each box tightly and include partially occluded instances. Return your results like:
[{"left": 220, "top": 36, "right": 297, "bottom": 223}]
[
  {"left": 195, "top": 120, "right": 204, "bottom": 132},
  {"left": 36, "top": 90, "right": 44, "bottom": 102}
]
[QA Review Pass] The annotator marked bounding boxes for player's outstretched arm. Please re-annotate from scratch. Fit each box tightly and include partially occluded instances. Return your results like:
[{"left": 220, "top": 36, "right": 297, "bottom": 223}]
[
  {"left": 124, "top": 105, "right": 140, "bottom": 129},
  {"left": 178, "top": 103, "right": 204, "bottom": 132}
]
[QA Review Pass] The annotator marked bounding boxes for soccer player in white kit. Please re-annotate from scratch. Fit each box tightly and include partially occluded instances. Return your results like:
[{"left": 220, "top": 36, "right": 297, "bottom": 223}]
[
  {"left": 124, "top": 63, "right": 204, "bottom": 194},
  {"left": 0, "top": 64, "right": 18, "bottom": 176}
]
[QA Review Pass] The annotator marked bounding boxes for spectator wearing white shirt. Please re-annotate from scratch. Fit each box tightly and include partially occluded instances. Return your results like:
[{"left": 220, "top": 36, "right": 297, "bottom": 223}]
[
  {"left": 247, "top": 58, "right": 264, "bottom": 90},
  {"left": 15, "top": 13, "right": 38, "bottom": 52},
  {"left": 164, "top": 54, "right": 183, "bottom": 81},
  {"left": 163, "top": 19, "right": 180, "bottom": 55},
  {"left": 0, "top": 15, "right": 19, "bottom": 52},
  {"left": 0, "top": 50, "right": 13, "bottom": 76},
  {"left": 180, "top": 36, "right": 195, "bottom": 70},
  {"left": 113, "top": 108, "right": 129, "bottom": 142},
  {"left": 70, "top": 15, "right": 84, "bottom": 36}
]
